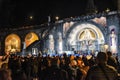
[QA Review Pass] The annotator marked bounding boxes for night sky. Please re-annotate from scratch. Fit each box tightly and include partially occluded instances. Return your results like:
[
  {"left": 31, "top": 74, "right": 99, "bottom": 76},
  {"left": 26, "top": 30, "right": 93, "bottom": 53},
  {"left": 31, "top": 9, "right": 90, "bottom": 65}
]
[{"left": 0, "top": 0, "right": 117, "bottom": 28}]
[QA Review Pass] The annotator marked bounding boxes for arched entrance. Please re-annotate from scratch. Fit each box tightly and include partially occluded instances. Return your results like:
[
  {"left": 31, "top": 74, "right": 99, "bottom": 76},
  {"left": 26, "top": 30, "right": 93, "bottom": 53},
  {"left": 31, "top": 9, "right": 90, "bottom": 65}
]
[
  {"left": 25, "top": 32, "right": 39, "bottom": 48},
  {"left": 5, "top": 34, "right": 21, "bottom": 53},
  {"left": 66, "top": 23, "right": 105, "bottom": 52}
]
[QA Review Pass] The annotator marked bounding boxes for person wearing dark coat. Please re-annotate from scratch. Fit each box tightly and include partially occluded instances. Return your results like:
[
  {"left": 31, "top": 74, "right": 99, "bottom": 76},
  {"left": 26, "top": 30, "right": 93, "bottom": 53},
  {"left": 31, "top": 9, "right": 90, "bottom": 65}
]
[
  {"left": 44, "top": 57, "right": 68, "bottom": 80},
  {"left": 67, "top": 59, "right": 83, "bottom": 80},
  {"left": 107, "top": 51, "right": 118, "bottom": 69},
  {"left": 85, "top": 52, "right": 118, "bottom": 80}
]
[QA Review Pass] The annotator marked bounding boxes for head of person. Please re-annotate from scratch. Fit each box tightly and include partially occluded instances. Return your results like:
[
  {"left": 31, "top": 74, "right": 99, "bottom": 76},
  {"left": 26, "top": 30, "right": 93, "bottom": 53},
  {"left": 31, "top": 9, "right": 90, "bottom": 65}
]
[
  {"left": 51, "top": 57, "right": 60, "bottom": 66},
  {"left": 107, "top": 51, "right": 112, "bottom": 57},
  {"left": 97, "top": 52, "right": 108, "bottom": 64},
  {"left": 5, "top": 51, "right": 10, "bottom": 55},
  {"left": 0, "top": 69, "right": 12, "bottom": 80},
  {"left": 70, "top": 60, "right": 77, "bottom": 68},
  {"left": 13, "top": 70, "right": 27, "bottom": 80},
  {"left": 41, "top": 57, "right": 52, "bottom": 68},
  {"left": 77, "top": 58, "right": 84, "bottom": 67}
]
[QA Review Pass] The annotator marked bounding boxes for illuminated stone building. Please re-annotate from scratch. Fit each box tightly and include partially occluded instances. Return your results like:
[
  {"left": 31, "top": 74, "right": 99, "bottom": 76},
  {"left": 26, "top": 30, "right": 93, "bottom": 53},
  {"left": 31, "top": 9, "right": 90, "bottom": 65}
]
[
  {"left": 0, "top": 0, "right": 120, "bottom": 60},
  {"left": 0, "top": 11, "right": 119, "bottom": 56}
]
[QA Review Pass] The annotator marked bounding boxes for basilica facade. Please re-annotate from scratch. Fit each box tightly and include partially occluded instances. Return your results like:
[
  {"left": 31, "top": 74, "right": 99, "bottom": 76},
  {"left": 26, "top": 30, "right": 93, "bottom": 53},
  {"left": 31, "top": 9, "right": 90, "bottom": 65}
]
[
  {"left": 0, "top": 11, "right": 120, "bottom": 58},
  {"left": 44, "top": 11, "right": 120, "bottom": 56}
]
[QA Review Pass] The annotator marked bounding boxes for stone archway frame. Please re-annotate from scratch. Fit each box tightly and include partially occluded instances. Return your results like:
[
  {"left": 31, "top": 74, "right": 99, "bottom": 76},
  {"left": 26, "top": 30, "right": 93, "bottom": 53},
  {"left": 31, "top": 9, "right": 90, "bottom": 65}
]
[
  {"left": 25, "top": 32, "right": 39, "bottom": 47},
  {"left": 65, "top": 21, "right": 106, "bottom": 47},
  {"left": 5, "top": 33, "right": 21, "bottom": 53},
  {"left": 76, "top": 28, "right": 98, "bottom": 41}
]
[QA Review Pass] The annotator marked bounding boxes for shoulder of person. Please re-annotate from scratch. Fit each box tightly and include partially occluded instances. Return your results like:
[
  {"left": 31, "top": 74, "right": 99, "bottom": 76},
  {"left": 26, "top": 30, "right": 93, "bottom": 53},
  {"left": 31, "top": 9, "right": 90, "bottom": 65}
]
[
  {"left": 106, "top": 65, "right": 117, "bottom": 72},
  {"left": 89, "top": 65, "right": 99, "bottom": 70},
  {"left": 60, "top": 68, "right": 68, "bottom": 73},
  {"left": 86, "top": 65, "right": 100, "bottom": 74}
]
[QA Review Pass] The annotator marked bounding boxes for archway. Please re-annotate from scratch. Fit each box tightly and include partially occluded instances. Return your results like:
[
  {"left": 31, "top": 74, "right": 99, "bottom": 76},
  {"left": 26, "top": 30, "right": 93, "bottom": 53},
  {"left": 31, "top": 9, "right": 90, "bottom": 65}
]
[
  {"left": 25, "top": 32, "right": 39, "bottom": 48},
  {"left": 5, "top": 34, "right": 21, "bottom": 53},
  {"left": 66, "top": 23, "right": 105, "bottom": 52}
]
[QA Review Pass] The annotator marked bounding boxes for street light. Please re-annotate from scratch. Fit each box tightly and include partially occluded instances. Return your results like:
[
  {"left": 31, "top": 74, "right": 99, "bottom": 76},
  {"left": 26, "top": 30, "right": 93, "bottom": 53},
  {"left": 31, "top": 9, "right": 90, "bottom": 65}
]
[
  {"left": 55, "top": 16, "right": 59, "bottom": 21},
  {"left": 105, "top": 8, "right": 110, "bottom": 13},
  {"left": 29, "top": 15, "right": 33, "bottom": 20}
]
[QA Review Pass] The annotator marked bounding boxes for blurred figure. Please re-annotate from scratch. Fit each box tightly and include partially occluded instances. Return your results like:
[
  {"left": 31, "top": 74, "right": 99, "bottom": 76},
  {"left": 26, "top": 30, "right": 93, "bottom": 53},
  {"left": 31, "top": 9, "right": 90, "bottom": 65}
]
[
  {"left": 67, "top": 59, "right": 83, "bottom": 80},
  {"left": 107, "top": 51, "right": 117, "bottom": 69},
  {"left": 85, "top": 52, "right": 118, "bottom": 80},
  {"left": 0, "top": 53, "right": 10, "bottom": 68},
  {"left": 0, "top": 69, "right": 12, "bottom": 80},
  {"left": 1, "top": 63, "right": 8, "bottom": 69},
  {"left": 45, "top": 57, "right": 68, "bottom": 80},
  {"left": 12, "top": 70, "right": 27, "bottom": 80},
  {"left": 77, "top": 57, "right": 89, "bottom": 80}
]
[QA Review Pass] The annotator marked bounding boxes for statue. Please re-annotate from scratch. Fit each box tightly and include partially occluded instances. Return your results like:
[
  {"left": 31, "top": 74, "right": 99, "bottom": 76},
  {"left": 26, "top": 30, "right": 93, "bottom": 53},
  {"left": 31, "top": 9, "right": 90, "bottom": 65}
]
[{"left": 110, "top": 29, "right": 117, "bottom": 54}]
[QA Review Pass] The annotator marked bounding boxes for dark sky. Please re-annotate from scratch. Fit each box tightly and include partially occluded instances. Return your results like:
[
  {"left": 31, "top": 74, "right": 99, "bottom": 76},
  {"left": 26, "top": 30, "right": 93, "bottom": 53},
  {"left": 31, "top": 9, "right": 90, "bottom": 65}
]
[{"left": 0, "top": 0, "right": 117, "bottom": 28}]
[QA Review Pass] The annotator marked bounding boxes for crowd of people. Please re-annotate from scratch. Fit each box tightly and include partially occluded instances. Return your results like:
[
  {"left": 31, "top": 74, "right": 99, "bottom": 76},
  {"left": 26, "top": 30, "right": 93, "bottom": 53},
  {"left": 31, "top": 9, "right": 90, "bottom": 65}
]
[{"left": 0, "top": 51, "right": 120, "bottom": 80}]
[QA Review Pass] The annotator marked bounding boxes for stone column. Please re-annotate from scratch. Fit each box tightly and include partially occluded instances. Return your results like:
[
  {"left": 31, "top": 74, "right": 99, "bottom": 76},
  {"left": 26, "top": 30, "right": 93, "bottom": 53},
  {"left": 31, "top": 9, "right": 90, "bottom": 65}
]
[{"left": 118, "top": 0, "right": 120, "bottom": 62}]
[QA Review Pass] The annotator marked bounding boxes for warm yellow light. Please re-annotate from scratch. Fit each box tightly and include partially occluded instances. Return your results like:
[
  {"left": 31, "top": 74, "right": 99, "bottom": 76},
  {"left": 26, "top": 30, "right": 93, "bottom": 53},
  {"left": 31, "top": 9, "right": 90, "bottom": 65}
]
[
  {"left": 106, "top": 8, "right": 110, "bottom": 12},
  {"left": 55, "top": 16, "right": 59, "bottom": 20},
  {"left": 25, "top": 32, "right": 39, "bottom": 47},
  {"left": 5, "top": 34, "right": 21, "bottom": 53},
  {"left": 29, "top": 16, "right": 33, "bottom": 20}
]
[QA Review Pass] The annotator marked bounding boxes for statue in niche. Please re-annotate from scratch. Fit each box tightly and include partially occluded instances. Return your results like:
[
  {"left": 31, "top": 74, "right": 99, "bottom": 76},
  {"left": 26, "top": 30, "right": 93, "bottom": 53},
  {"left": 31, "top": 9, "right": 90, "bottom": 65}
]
[
  {"left": 80, "top": 29, "right": 95, "bottom": 51},
  {"left": 110, "top": 28, "right": 117, "bottom": 54},
  {"left": 48, "top": 35, "right": 54, "bottom": 52}
]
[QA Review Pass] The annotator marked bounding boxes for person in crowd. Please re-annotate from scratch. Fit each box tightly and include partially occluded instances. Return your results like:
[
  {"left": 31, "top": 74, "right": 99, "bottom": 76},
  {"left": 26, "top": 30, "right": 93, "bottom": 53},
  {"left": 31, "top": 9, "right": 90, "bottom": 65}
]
[
  {"left": 1, "top": 63, "right": 8, "bottom": 69},
  {"left": 82, "top": 55, "right": 89, "bottom": 68},
  {"left": 85, "top": 52, "right": 118, "bottom": 80},
  {"left": 0, "top": 69, "right": 12, "bottom": 80},
  {"left": 77, "top": 57, "right": 89, "bottom": 80},
  {"left": 60, "top": 57, "right": 66, "bottom": 69},
  {"left": 0, "top": 53, "right": 10, "bottom": 68},
  {"left": 31, "top": 57, "right": 39, "bottom": 80},
  {"left": 22, "top": 56, "right": 32, "bottom": 80},
  {"left": 67, "top": 59, "right": 83, "bottom": 80},
  {"left": 67, "top": 59, "right": 78, "bottom": 80},
  {"left": 61, "top": 54, "right": 71, "bottom": 71},
  {"left": 44, "top": 57, "right": 68, "bottom": 80},
  {"left": 39, "top": 57, "right": 51, "bottom": 80},
  {"left": 12, "top": 70, "right": 27, "bottom": 80},
  {"left": 115, "top": 55, "right": 120, "bottom": 73},
  {"left": 107, "top": 51, "right": 118, "bottom": 69}
]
